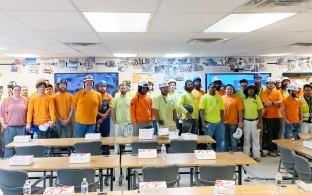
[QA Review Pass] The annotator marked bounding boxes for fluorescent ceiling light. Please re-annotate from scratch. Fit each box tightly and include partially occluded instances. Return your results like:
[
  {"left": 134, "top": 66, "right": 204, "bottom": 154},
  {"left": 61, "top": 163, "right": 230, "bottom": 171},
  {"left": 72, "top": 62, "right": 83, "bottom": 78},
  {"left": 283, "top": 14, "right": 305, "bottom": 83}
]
[
  {"left": 163, "top": 53, "right": 190, "bottom": 58},
  {"left": 5, "top": 54, "right": 39, "bottom": 58},
  {"left": 260, "top": 53, "right": 292, "bottom": 57},
  {"left": 0, "top": 47, "right": 6, "bottom": 50},
  {"left": 204, "top": 13, "right": 296, "bottom": 33},
  {"left": 83, "top": 12, "right": 151, "bottom": 32},
  {"left": 113, "top": 53, "right": 137, "bottom": 57}
]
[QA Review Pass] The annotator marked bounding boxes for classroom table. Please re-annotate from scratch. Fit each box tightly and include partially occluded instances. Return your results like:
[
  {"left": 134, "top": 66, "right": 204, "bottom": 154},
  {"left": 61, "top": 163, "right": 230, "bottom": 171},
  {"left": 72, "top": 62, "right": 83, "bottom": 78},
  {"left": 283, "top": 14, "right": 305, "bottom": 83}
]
[
  {"left": 121, "top": 152, "right": 256, "bottom": 189},
  {"left": 0, "top": 155, "right": 119, "bottom": 191},
  {"left": 273, "top": 139, "right": 312, "bottom": 159}
]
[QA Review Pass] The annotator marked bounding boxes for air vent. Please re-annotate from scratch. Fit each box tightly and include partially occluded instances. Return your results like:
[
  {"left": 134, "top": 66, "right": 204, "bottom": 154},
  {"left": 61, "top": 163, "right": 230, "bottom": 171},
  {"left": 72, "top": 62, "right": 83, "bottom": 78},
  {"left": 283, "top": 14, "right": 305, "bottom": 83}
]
[
  {"left": 291, "top": 43, "right": 312, "bottom": 47},
  {"left": 187, "top": 38, "right": 227, "bottom": 44},
  {"left": 64, "top": 42, "right": 101, "bottom": 47}
]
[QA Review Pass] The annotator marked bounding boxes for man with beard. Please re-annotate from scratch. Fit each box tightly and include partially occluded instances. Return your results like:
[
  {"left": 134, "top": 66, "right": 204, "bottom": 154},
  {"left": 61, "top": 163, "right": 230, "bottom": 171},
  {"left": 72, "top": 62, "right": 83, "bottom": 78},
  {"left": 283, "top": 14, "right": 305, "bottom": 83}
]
[
  {"left": 236, "top": 79, "right": 249, "bottom": 100},
  {"left": 299, "top": 84, "right": 312, "bottom": 133},
  {"left": 177, "top": 80, "right": 198, "bottom": 134},
  {"left": 130, "top": 80, "right": 153, "bottom": 136},
  {"left": 275, "top": 78, "right": 282, "bottom": 90},
  {"left": 242, "top": 85, "right": 263, "bottom": 162},
  {"left": 153, "top": 82, "right": 177, "bottom": 131},
  {"left": 111, "top": 82, "right": 132, "bottom": 154},
  {"left": 96, "top": 80, "right": 113, "bottom": 137},
  {"left": 200, "top": 83, "right": 225, "bottom": 152},
  {"left": 72, "top": 75, "right": 102, "bottom": 137},
  {"left": 261, "top": 77, "right": 282, "bottom": 157},
  {"left": 21, "top": 86, "right": 29, "bottom": 99},
  {"left": 281, "top": 84, "right": 303, "bottom": 138},
  {"left": 254, "top": 74, "right": 266, "bottom": 97},
  {"left": 281, "top": 77, "right": 290, "bottom": 99},
  {"left": 212, "top": 77, "right": 225, "bottom": 96},
  {"left": 192, "top": 77, "right": 206, "bottom": 148},
  {"left": 53, "top": 78, "right": 74, "bottom": 138}
]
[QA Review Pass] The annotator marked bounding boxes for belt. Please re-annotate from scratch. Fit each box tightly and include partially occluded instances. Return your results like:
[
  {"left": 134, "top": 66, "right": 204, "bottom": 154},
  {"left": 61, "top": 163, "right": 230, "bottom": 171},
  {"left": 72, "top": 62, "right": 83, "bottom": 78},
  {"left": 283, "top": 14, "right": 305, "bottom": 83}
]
[{"left": 243, "top": 118, "right": 258, "bottom": 121}]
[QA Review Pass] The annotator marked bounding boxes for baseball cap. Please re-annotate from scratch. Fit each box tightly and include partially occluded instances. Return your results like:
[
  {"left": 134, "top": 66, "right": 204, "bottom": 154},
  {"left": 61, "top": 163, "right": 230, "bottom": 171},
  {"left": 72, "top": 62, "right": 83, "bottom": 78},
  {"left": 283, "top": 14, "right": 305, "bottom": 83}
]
[{"left": 159, "top": 82, "right": 169, "bottom": 88}]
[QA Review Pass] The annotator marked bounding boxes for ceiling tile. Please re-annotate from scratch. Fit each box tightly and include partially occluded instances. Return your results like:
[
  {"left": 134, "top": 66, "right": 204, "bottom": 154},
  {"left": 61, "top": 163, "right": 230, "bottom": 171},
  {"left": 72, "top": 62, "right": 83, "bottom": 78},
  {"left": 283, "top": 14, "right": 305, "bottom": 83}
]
[
  {"left": 149, "top": 13, "right": 225, "bottom": 33},
  {"left": 145, "top": 33, "right": 196, "bottom": 43},
  {"left": 1, "top": 31, "right": 58, "bottom": 42},
  {"left": 0, "top": 0, "right": 76, "bottom": 11},
  {"left": 7, "top": 11, "right": 93, "bottom": 32},
  {"left": 47, "top": 32, "right": 101, "bottom": 43},
  {"left": 0, "top": 11, "right": 36, "bottom": 32},
  {"left": 105, "top": 43, "right": 142, "bottom": 53},
  {"left": 98, "top": 33, "right": 146, "bottom": 43},
  {"left": 73, "top": 0, "right": 160, "bottom": 12}
]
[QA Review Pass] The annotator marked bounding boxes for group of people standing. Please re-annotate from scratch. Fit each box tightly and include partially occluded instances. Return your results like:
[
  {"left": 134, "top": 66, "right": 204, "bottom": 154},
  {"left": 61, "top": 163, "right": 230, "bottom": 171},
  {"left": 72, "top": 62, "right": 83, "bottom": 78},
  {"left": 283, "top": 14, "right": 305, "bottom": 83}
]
[{"left": 0, "top": 74, "right": 311, "bottom": 163}]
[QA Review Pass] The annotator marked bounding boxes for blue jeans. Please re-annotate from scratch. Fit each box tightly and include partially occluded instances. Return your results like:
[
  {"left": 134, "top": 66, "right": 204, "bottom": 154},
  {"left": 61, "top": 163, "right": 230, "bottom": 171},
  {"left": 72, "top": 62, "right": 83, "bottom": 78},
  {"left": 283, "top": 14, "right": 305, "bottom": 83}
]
[
  {"left": 76, "top": 123, "right": 96, "bottom": 138},
  {"left": 224, "top": 124, "right": 238, "bottom": 152},
  {"left": 204, "top": 121, "right": 225, "bottom": 152},
  {"left": 4, "top": 126, "right": 25, "bottom": 158},
  {"left": 284, "top": 123, "right": 301, "bottom": 139}
]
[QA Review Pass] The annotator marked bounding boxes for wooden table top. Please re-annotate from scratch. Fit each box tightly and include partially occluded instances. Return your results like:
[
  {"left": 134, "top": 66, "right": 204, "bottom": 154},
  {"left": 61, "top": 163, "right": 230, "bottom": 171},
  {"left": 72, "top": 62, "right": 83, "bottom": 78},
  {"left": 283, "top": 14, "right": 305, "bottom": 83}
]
[
  {"left": 0, "top": 155, "right": 120, "bottom": 171},
  {"left": 299, "top": 133, "right": 312, "bottom": 140},
  {"left": 114, "top": 135, "right": 215, "bottom": 145},
  {"left": 5, "top": 137, "right": 115, "bottom": 148},
  {"left": 273, "top": 139, "right": 312, "bottom": 158},
  {"left": 121, "top": 152, "right": 256, "bottom": 168}
]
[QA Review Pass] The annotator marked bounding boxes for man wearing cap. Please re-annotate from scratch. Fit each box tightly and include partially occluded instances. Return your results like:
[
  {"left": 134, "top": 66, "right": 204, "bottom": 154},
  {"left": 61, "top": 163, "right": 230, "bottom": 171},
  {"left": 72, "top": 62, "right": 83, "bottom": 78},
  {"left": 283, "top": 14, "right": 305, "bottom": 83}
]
[
  {"left": 254, "top": 74, "right": 266, "bottom": 97},
  {"left": 280, "top": 84, "right": 303, "bottom": 138},
  {"left": 130, "top": 80, "right": 153, "bottom": 136},
  {"left": 281, "top": 77, "right": 290, "bottom": 99},
  {"left": 235, "top": 79, "right": 248, "bottom": 100},
  {"left": 111, "top": 82, "right": 132, "bottom": 154},
  {"left": 168, "top": 79, "right": 181, "bottom": 131},
  {"left": 147, "top": 79, "right": 158, "bottom": 100},
  {"left": 114, "top": 80, "right": 135, "bottom": 98},
  {"left": 222, "top": 84, "right": 244, "bottom": 152},
  {"left": 261, "top": 77, "right": 282, "bottom": 157},
  {"left": 212, "top": 77, "right": 225, "bottom": 96},
  {"left": 96, "top": 80, "right": 113, "bottom": 138},
  {"left": 177, "top": 80, "right": 198, "bottom": 134},
  {"left": 299, "top": 84, "right": 312, "bottom": 133},
  {"left": 153, "top": 82, "right": 177, "bottom": 131},
  {"left": 192, "top": 77, "right": 206, "bottom": 138},
  {"left": 275, "top": 78, "right": 282, "bottom": 90},
  {"left": 200, "top": 83, "right": 225, "bottom": 152},
  {"left": 53, "top": 78, "right": 74, "bottom": 138},
  {"left": 242, "top": 85, "right": 264, "bottom": 162},
  {"left": 72, "top": 75, "right": 102, "bottom": 137}
]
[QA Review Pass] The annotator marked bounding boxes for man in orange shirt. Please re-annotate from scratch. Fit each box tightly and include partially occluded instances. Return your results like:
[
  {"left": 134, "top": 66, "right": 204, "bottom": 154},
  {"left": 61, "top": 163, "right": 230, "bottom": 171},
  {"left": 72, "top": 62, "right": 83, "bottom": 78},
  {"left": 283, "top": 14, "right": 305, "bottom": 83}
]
[
  {"left": 53, "top": 78, "right": 74, "bottom": 138},
  {"left": 72, "top": 75, "right": 102, "bottom": 137},
  {"left": 130, "top": 80, "right": 153, "bottom": 136},
  {"left": 281, "top": 84, "right": 303, "bottom": 139},
  {"left": 222, "top": 84, "right": 243, "bottom": 152},
  {"left": 96, "top": 80, "right": 113, "bottom": 137},
  {"left": 45, "top": 84, "right": 54, "bottom": 96},
  {"left": 192, "top": 77, "right": 205, "bottom": 137},
  {"left": 261, "top": 77, "right": 282, "bottom": 157}
]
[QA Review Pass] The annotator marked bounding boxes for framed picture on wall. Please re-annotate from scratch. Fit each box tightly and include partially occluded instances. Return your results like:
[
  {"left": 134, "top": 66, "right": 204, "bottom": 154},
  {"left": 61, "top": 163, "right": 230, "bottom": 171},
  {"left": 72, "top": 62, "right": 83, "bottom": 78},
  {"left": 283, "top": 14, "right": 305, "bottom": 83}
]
[{"left": 54, "top": 72, "right": 119, "bottom": 96}]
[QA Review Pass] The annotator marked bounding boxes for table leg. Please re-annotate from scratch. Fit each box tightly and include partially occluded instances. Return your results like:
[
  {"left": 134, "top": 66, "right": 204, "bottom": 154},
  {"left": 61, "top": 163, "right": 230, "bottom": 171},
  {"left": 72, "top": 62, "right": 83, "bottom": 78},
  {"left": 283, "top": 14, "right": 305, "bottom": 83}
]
[
  {"left": 43, "top": 171, "right": 46, "bottom": 188},
  {"left": 110, "top": 168, "right": 114, "bottom": 191},
  {"left": 99, "top": 169, "right": 103, "bottom": 190},
  {"left": 190, "top": 168, "right": 193, "bottom": 186},
  {"left": 119, "top": 144, "right": 124, "bottom": 186},
  {"left": 49, "top": 171, "right": 53, "bottom": 187},
  {"left": 67, "top": 146, "right": 72, "bottom": 156},
  {"left": 127, "top": 168, "right": 132, "bottom": 190},
  {"left": 238, "top": 165, "right": 242, "bottom": 185}
]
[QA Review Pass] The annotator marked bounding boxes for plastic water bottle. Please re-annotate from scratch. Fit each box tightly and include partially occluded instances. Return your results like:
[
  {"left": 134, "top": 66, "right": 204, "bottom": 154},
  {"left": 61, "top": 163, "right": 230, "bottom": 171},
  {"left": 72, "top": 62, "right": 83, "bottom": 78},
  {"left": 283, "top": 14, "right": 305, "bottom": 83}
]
[
  {"left": 81, "top": 178, "right": 88, "bottom": 194},
  {"left": 23, "top": 180, "right": 31, "bottom": 195},
  {"left": 33, "top": 132, "right": 38, "bottom": 144},
  {"left": 275, "top": 173, "right": 282, "bottom": 195},
  {"left": 161, "top": 144, "right": 166, "bottom": 160}
]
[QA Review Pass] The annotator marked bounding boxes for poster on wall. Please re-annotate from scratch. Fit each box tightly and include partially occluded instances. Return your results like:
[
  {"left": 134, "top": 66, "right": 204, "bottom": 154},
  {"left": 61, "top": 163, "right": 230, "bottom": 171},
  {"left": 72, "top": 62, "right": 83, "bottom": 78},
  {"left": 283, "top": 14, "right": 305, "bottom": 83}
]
[
  {"left": 131, "top": 73, "right": 154, "bottom": 91},
  {"left": 82, "top": 57, "right": 95, "bottom": 72},
  {"left": 40, "top": 59, "right": 53, "bottom": 74},
  {"left": 67, "top": 58, "right": 80, "bottom": 71},
  {"left": 54, "top": 72, "right": 118, "bottom": 96},
  {"left": 11, "top": 60, "right": 24, "bottom": 72}
]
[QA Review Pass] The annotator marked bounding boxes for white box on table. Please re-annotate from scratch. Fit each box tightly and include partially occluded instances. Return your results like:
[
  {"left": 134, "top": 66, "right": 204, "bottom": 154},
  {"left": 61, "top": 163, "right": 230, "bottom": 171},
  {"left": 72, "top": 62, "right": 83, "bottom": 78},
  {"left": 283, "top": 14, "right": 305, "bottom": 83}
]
[
  {"left": 43, "top": 186, "right": 74, "bottom": 195},
  {"left": 168, "top": 130, "right": 179, "bottom": 140},
  {"left": 138, "top": 149, "right": 157, "bottom": 159},
  {"left": 194, "top": 150, "right": 216, "bottom": 160},
  {"left": 139, "top": 181, "right": 168, "bottom": 195},
  {"left": 69, "top": 153, "right": 91, "bottom": 164},
  {"left": 85, "top": 133, "right": 101, "bottom": 140},
  {"left": 158, "top": 128, "right": 169, "bottom": 136},
  {"left": 213, "top": 180, "right": 235, "bottom": 195},
  {"left": 181, "top": 133, "right": 197, "bottom": 140},
  {"left": 303, "top": 140, "right": 312, "bottom": 149},
  {"left": 13, "top": 135, "right": 31, "bottom": 143},
  {"left": 9, "top": 155, "right": 33, "bottom": 166},
  {"left": 139, "top": 128, "right": 154, "bottom": 140}
]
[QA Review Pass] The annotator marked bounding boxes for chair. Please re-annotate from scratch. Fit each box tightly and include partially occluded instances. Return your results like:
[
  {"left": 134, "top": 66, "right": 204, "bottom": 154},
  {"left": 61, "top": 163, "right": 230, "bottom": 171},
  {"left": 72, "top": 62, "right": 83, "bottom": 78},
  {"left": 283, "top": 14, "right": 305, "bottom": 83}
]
[
  {"left": 191, "top": 165, "right": 237, "bottom": 186},
  {"left": 0, "top": 169, "right": 47, "bottom": 195},
  {"left": 55, "top": 168, "right": 98, "bottom": 192},
  {"left": 74, "top": 141, "right": 102, "bottom": 155},
  {"left": 131, "top": 141, "right": 158, "bottom": 155},
  {"left": 291, "top": 151, "right": 312, "bottom": 182},
  {"left": 170, "top": 140, "right": 197, "bottom": 153},
  {"left": 277, "top": 145, "right": 296, "bottom": 183},
  {"left": 133, "top": 165, "right": 180, "bottom": 189},
  {"left": 15, "top": 145, "right": 45, "bottom": 157}
]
